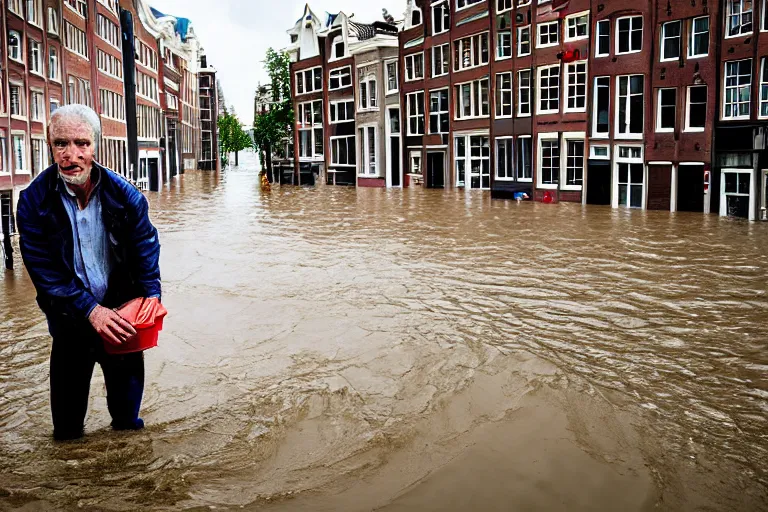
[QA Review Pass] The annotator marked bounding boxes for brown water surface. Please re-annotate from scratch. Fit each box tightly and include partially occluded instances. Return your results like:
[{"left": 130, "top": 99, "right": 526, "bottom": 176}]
[{"left": 1, "top": 152, "right": 767, "bottom": 511}]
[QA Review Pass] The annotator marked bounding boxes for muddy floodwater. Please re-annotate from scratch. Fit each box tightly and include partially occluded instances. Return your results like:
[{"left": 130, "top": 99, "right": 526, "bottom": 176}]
[{"left": 1, "top": 152, "right": 767, "bottom": 512}]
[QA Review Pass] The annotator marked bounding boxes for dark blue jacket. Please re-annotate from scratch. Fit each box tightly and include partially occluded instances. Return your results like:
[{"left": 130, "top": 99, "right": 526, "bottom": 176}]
[{"left": 17, "top": 163, "right": 161, "bottom": 331}]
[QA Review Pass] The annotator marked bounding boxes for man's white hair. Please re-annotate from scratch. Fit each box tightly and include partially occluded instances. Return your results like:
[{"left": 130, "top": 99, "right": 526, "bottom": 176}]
[{"left": 49, "top": 104, "right": 102, "bottom": 152}]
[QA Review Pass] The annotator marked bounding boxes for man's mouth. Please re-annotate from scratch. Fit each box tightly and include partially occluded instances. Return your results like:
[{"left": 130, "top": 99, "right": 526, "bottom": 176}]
[{"left": 59, "top": 165, "right": 81, "bottom": 172}]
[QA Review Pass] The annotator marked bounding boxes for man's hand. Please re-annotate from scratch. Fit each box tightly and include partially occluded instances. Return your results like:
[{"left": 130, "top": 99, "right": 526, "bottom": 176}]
[{"left": 88, "top": 305, "right": 137, "bottom": 346}]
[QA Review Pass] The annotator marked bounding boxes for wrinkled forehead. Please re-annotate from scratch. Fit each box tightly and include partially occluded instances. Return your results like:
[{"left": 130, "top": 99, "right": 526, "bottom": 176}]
[{"left": 49, "top": 116, "right": 95, "bottom": 141}]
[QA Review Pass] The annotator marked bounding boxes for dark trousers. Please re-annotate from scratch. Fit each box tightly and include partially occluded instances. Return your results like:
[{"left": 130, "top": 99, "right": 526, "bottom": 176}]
[{"left": 49, "top": 325, "right": 144, "bottom": 440}]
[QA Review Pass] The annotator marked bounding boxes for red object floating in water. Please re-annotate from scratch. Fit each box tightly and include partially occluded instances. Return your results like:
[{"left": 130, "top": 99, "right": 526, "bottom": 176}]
[{"left": 542, "top": 191, "right": 554, "bottom": 204}]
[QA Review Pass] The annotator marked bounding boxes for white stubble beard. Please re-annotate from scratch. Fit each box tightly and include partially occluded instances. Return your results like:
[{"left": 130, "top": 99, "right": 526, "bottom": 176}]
[{"left": 58, "top": 166, "right": 90, "bottom": 186}]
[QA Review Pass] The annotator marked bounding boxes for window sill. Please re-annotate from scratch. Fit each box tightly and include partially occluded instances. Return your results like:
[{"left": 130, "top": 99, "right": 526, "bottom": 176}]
[
  {"left": 494, "top": 177, "right": 518, "bottom": 181},
  {"left": 14, "top": 170, "right": 31, "bottom": 175},
  {"left": 721, "top": 116, "right": 750, "bottom": 121},
  {"left": 453, "top": 64, "right": 489, "bottom": 73},
  {"left": 687, "top": 53, "right": 708, "bottom": 60},
  {"left": 495, "top": 55, "right": 512, "bottom": 61},
  {"left": 724, "top": 32, "right": 752, "bottom": 39},
  {"left": 11, "top": 115, "right": 28, "bottom": 121},
  {"left": 616, "top": 50, "right": 642, "bottom": 56},
  {"left": 495, "top": 114, "right": 513, "bottom": 119},
  {"left": 404, "top": 77, "right": 425, "bottom": 83},
  {"left": 432, "top": 72, "right": 448, "bottom": 78},
  {"left": 538, "top": 183, "right": 558, "bottom": 190},
  {"left": 9, "top": 57, "right": 24, "bottom": 65},
  {"left": 517, "top": 52, "right": 532, "bottom": 58},
  {"left": 29, "top": 21, "right": 43, "bottom": 29},
  {"left": 595, "top": 53, "right": 609, "bottom": 58},
  {"left": 561, "top": 185, "right": 583, "bottom": 191},
  {"left": 329, "top": 164, "right": 355, "bottom": 168},
  {"left": 537, "top": 110, "right": 559, "bottom": 116},
  {"left": 536, "top": 42, "right": 559, "bottom": 49},
  {"left": 48, "top": 30, "right": 59, "bottom": 36},
  {"left": 454, "top": 115, "right": 490, "bottom": 121},
  {"left": 564, "top": 36, "right": 589, "bottom": 43},
  {"left": 563, "top": 108, "right": 587, "bottom": 114},
  {"left": 8, "top": 9, "right": 23, "bottom": 19},
  {"left": 407, "top": 132, "right": 424, "bottom": 137},
  {"left": 660, "top": 57, "right": 680, "bottom": 63},
  {"left": 386, "top": 90, "right": 399, "bottom": 96},
  {"left": 358, "top": 174, "right": 384, "bottom": 178},
  {"left": 614, "top": 133, "right": 643, "bottom": 140},
  {"left": 30, "top": 71, "right": 45, "bottom": 78},
  {"left": 517, "top": 113, "right": 532, "bottom": 118},
  {"left": 65, "top": 49, "right": 89, "bottom": 60},
  {"left": 591, "top": 133, "right": 610, "bottom": 139},
  {"left": 655, "top": 128, "right": 674, "bottom": 133},
  {"left": 358, "top": 107, "right": 379, "bottom": 113}
]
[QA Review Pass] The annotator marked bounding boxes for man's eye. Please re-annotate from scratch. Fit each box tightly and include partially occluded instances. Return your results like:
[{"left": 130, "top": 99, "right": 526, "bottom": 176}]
[
  {"left": 54, "top": 141, "right": 67, "bottom": 147},
  {"left": 76, "top": 141, "right": 89, "bottom": 147}
]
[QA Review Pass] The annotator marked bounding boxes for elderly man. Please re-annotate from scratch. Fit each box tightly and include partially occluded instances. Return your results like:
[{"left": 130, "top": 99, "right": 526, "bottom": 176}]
[{"left": 17, "top": 104, "right": 161, "bottom": 441}]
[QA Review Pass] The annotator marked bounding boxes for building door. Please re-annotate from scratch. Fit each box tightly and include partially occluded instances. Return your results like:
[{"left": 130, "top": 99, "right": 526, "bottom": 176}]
[
  {"left": 149, "top": 158, "right": 159, "bottom": 192},
  {"left": 720, "top": 169, "right": 753, "bottom": 219},
  {"left": 387, "top": 107, "right": 401, "bottom": 187},
  {"left": 586, "top": 160, "right": 611, "bottom": 205},
  {"left": 426, "top": 151, "right": 445, "bottom": 188},
  {"left": 168, "top": 121, "right": 178, "bottom": 178},
  {"left": 677, "top": 165, "right": 705, "bottom": 212},
  {"left": 613, "top": 146, "right": 645, "bottom": 208},
  {"left": 1, "top": 192, "right": 14, "bottom": 269}
]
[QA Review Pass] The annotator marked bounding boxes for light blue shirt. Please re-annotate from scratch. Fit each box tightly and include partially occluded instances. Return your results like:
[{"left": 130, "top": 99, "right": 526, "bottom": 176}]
[{"left": 59, "top": 173, "right": 113, "bottom": 308}]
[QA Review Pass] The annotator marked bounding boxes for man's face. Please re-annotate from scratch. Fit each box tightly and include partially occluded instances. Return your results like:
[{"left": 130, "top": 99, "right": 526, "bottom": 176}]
[{"left": 49, "top": 117, "right": 96, "bottom": 186}]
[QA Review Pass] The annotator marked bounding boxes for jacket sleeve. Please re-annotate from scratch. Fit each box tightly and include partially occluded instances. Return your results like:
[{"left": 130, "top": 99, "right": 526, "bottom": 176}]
[
  {"left": 127, "top": 192, "right": 161, "bottom": 299},
  {"left": 17, "top": 191, "right": 99, "bottom": 319}
]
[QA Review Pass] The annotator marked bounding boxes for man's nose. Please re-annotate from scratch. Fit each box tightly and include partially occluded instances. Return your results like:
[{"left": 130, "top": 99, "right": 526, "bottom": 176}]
[{"left": 61, "top": 142, "right": 79, "bottom": 159}]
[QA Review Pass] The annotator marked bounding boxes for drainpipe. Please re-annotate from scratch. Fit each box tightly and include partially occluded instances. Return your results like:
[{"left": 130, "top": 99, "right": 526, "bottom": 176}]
[
  {"left": 3, "top": 4, "right": 14, "bottom": 270},
  {"left": 120, "top": 7, "right": 139, "bottom": 183}
]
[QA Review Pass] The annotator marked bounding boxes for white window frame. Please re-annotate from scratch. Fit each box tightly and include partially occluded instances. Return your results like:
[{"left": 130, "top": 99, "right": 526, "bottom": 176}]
[
  {"left": 49, "top": 47, "right": 60, "bottom": 81},
  {"left": 454, "top": 32, "right": 490, "bottom": 72},
  {"left": 592, "top": 76, "right": 610, "bottom": 138},
  {"left": 495, "top": 136, "right": 515, "bottom": 181},
  {"left": 294, "top": 66, "right": 323, "bottom": 96},
  {"left": 685, "top": 85, "right": 707, "bottom": 131},
  {"left": 660, "top": 20, "right": 682, "bottom": 62},
  {"left": 405, "top": 52, "right": 425, "bottom": 82},
  {"left": 495, "top": 72, "right": 513, "bottom": 118},
  {"left": 358, "top": 75, "right": 378, "bottom": 112},
  {"left": 27, "top": 0, "right": 42, "bottom": 27},
  {"left": 517, "top": 25, "right": 531, "bottom": 56},
  {"left": 432, "top": 43, "right": 450, "bottom": 78},
  {"left": 385, "top": 59, "right": 399, "bottom": 95},
  {"left": 329, "top": 135, "right": 356, "bottom": 167},
  {"left": 516, "top": 135, "right": 533, "bottom": 182},
  {"left": 615, "top": 74, "right": 644, "bottom": 139},
  {"left": 12, "top": 132, "right": 27, "bottom": 174},
  {"left": 725, "top": 0, "right": 753, "bottom": 38},
  {"left": 562, "top": 133, "right": 586, "bottom": 191},
  {"left": 329, "top": 34, "right": 347, "bottom": 62},
  {"left": 656, "top": 88, "right": 677, "bottom": 132},
  {"left": 406, "top": 91, "right": 425, "bottom": 135},
  {"left": 456, "top": 0, "right": 483, "bottom": 11},
  {"left": 590, "top": 144, "right": 610, "bottom": 160},
  {"left": 537, "top": 64, "right": 560, "bottom": 115},
  {"left": 496, "top": 31, "right": 512, "bottom": 60},
  {"left": 47, "top": 6, "right": 59, "bottom": 35},
  {"left": 497, "top": 0, "right": 513, "bottom": 14},
  {"left": 409, "top": 150, "right": 422, "bottom": 176},
  {"left": 723, "top": 59, "right": 752, "bottom": 120},
  {"left": 28, "top": 39, "right": 43, "bottom": 76},
  {"left": 616, "top": 15, "right": 643, "bottom": 55},
  {"left": 760, "top": 58, "right": 768, "bottom": 119},
  {"left": 564, "top": 61, "right": 587, "bottom": 113},
  {"left": 517, "top": 69, "right": 532, "bottom": 117},
  {"left": 30, "top": 89, "right": 44, "bottom": 122},
  {"left": 454, "top": 132, "right": 491, "bottom": 190},
  {"left": 432, "top": 0, "right": 450, "bottom": 36},
  {"left": 688, "top": 16, "right": 710, "bottom": 58},
  {"left": 8, "top": 31, "right": 22, "bottom": 63},
  {"left": 10, "top": 83, "right": 25, "bottom": 118},
  {"left": 454, "top": 77, "right": 490, "bottom": 120},
  {"left": 537, "top": 20, "right": 559, "bottom": 48},
  {"left": 595, "top": 20, "right": 610, "bottom": 57},
  {"left": 329, "top": 99, "right": 355, "bottom": 124},
  {"left": 429, "top": 88, "right": 450, "bottom": 134},
  {"left": 565, "top": 11, "right": 589, "bottom": 42},
  {"left": 329, "top": 66, "right": 352, "bottom": 91},
  {"left": 357, "top": 124, "right": 378, "bottom": 176},
  {"left": 537, "top": 132, "right": 560, "bottom": 189},
  {"left": 613, "top": 144, "right": 646, "bottom": 209}
]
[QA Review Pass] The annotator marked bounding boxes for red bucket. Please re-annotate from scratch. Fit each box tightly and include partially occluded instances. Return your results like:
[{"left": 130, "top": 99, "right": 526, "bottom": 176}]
[{"left": 105, "top": 297, "right": 167, "bottom": 355}]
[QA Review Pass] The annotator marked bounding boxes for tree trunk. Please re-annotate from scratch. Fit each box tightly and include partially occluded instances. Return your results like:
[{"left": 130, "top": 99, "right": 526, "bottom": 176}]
[
  {"left": 235, "top": 151, "right": 239, "bottom": 166},
  {"left": 265, "top": 142, "right": 273, "bottom": 182}
]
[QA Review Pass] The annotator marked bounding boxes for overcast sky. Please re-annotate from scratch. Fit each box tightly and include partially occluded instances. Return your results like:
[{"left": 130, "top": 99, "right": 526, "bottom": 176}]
[{"left": 150, "top": 0, "right": 407, "bottom": 125}]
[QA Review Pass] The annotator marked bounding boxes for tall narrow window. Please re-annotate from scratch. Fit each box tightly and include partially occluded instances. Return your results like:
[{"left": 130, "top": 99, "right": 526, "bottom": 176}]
[
  {"left": 28, "top": 40, "right": 43, "bottom": 75},
  {"left": 617, "top": 16, "right": 643, "bottom": 54},
  {"left": 565, "top": 140, "right": 584, "bottom": 187},
  {"left": 726, "top": 0, "right": 753, "bottom": 37},
  {"left": 432, "top": 1, "right": 449, "bottom": 35},
  {"left": 616, "top": 146, "right": 644, "bottom": 208},
  {"left": 518, "top": 69, "right": 531, "bottom": 116},
  {"left": 596, "top": 20, "right": 610, "bottom": 57},
  {"left": 617, "top": 75, "right": 644, "bottom": 137},
  {"left": 49, "top": 47, "right": 59, "bottom": 81},
  {"left": 359, "top": 77, "right": 377, "bottom": 110},
  {"left": 386, "top": 61, "right": 398, "bottom": 93},
  {"left": 496, "top": 138, "right": 514, "bottom": 179},
  {"left": 538, "top": 65, "right": 560, "bottom": 114},
  {"left": 657, "top": 88, "right": 677, "bottom": 132},
  {"left": 689, "top": 17, "right": 709, "bottom": 57},
  {"left": 429, "top": 89, "right": 449, "bottom": 134},
  {"left": 516, "top": 136, "right": 532, "bottom": 180},
  {"left": 497, "top": 32, "right": 512, "bottom": 59},
  {"left": 407, "top": 91, "right": 425, "bottom": 135},
  {"left": 432, "top": 44, "right": 449, "bottom": 77},
  {"left": 565, "top": 61, "right": 587, "bottom": 112},
  {"left": 497, "top": 0, "right": 512, "bottom": 13},
  {"left": 686, "top": 85, "right": 707, "bottom": 130},
  {"left": 724, "top": 59, "right": 752, "bottom": 119},
  {"left": 660, "top": 21, "right": 681, "bottom": 61},
  {"left": 593, "top": 76, "right": 610, "bottom": 136},
  {"left": 517, "top": 26, "right": 531, "bottom": 56},
  {"left": 8, "top": 32, "right": 21, "bottom": 62},
  {"left": 496, "top": 72, "right": 513, "bottom": 118},
  {"left": 540, "top": 138, "right": 560, "bottom": 186},
  {"left": 454, "top": 32, "right": 490, "bottom": 71},
  {"left": 760, "top": 59, "right": 768, "bottom": 117}
]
